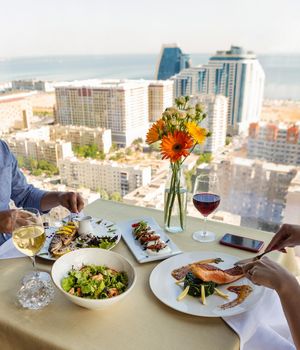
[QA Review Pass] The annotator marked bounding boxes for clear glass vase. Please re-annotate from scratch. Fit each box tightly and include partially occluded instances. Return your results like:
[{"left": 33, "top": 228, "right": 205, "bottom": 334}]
[{"left": 164, "top": 162, "right": 187, "bottom": 233}]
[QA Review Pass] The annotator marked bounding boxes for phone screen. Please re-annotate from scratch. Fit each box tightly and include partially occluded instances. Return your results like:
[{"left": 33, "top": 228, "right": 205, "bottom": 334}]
[{"left": 221, "top": 233, "right": 264, "bottom": 251}]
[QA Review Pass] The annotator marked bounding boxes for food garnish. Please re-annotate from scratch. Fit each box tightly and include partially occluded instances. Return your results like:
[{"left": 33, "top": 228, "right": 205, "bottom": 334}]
[
  {"left": 177, "top": 286, "right": 190, "bottom": 301},
  {"left": 61, "top": 264, "right": 128, "bottom": 299}
]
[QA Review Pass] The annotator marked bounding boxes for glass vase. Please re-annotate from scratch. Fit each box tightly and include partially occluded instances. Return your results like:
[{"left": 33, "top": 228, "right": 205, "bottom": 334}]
[{"left": 164, "top": 162, "right": 187, "bottom": 233}]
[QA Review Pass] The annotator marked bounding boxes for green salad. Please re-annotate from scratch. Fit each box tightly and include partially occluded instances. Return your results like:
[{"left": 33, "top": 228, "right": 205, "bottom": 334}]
[{"left": 61, "top": 264, "right": 128, "bottom": 299}]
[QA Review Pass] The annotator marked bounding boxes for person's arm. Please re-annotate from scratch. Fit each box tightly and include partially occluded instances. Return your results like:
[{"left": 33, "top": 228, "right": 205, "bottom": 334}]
[
  {"left": 7, "top": 143, "right": 84, "bottom": 213},
  {"left": 243, "top": 257, "right": 300, "bottom": 349},
  {"left": 40, "top": 191, "right": 84, "bottom": 213},
  {"left": 9, "top": 148, "right": 48, "bottom": 212}
]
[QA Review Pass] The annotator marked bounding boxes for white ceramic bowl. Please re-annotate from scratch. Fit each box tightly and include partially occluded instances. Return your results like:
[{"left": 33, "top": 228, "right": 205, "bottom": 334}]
[{"left": 51, "top": 248, "right": 136, "bottom": 310}]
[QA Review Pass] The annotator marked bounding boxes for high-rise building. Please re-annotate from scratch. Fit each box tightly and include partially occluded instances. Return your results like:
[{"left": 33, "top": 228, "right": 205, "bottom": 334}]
[
  {"left": 0, "top": 93, "right": 32, "bottom": 135},
  {"left": 59, "top": 158, "right": 151, "bottom": 196},
  {"left": 155, "top": 44, "right": 191, "bottom": 80},
  {"left": 172, "top": 46, "right": 265, "bottom": 134},
  {"left": 190, "top": 95, "right": 228, "bottom": 154},
  {"left": 50, "top": 125, "right": 112, "bottom": 154},
  {"left": 55, "top": 80, "right": 149, "bottom": 147},
  {"left": 148, "top": 80, "right": 174, "bottom": 122},
  {"left": 248, "top": 122, "right": 300, "bottom": 165},
  {"left": 201, "top": 156, "right": 297, "bottom": 230}
]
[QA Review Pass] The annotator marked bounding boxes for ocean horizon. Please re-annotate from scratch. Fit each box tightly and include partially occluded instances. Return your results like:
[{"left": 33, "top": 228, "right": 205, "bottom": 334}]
[{"left": 0, "top": 53, "right": 300, "bottom": 100}]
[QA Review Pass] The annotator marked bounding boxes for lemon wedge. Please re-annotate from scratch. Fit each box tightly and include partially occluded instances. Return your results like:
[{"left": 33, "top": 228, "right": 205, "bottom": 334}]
[
  {"left": 201, "top": 285, "right": 206, "bottom": 305},
  {"left": 177, "top": 286, "right": 190, "bottom": 301}
]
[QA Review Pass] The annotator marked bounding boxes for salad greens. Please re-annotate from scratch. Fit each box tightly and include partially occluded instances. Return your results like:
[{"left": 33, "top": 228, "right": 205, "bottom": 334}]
[
  {"left": 183, "top": 272, "right": 216, "bottom": 297},
  {"left": 61, "top": 264, "right": 128, "bottom": 299}
]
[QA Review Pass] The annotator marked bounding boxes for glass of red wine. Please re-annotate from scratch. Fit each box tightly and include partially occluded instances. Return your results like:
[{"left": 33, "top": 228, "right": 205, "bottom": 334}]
[{"left": 192, "top": 173, "right": 220, "bottom": 242}]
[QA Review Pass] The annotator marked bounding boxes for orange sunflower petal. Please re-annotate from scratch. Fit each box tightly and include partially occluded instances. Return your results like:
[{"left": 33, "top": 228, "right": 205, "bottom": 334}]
[{"left": 161, "top": 131, "right": 194, "bottom": 162}]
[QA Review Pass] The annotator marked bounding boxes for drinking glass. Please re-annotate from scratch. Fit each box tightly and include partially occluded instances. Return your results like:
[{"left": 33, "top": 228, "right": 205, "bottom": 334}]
[
  {"left": 192, "top": 173, "right": 220, "bottom": 243},
  {"left": 12, "top": 208, "right": 54, "bottom": 309}
]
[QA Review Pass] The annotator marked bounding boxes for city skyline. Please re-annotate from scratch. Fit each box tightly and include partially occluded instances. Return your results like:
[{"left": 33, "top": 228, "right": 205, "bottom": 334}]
[{"left": 1, "top": 0, "right": 300, "bottom": 57}]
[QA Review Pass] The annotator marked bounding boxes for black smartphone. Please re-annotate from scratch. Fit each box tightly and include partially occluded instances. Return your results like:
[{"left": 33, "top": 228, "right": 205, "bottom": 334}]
[{"left": 219, "top": 233, "right": 264, "bottom": 253}]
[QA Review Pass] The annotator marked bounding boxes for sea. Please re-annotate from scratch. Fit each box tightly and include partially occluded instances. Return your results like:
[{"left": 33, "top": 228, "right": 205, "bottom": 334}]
[{"left": 0, "top": 54, "right": 300, "bottom": 100}]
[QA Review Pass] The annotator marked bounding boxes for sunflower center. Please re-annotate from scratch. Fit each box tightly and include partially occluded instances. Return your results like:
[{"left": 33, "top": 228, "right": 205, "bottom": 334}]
[{"left": 173, "top": 143, "right": 183, "bottom": 152}]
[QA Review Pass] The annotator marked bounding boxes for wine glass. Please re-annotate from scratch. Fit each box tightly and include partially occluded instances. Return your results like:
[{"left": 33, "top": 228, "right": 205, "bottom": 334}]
[
  {"left": 12, "top": 208, "right": 54, "bottom": 309},
  {"left": 192, "top": 173, "right": 220, "bottom": 243}
]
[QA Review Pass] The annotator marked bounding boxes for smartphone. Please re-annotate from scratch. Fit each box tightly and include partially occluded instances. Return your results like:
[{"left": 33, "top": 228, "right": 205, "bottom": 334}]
[{"left": 219, "top": 233, "right": 264, "bottom": 253}]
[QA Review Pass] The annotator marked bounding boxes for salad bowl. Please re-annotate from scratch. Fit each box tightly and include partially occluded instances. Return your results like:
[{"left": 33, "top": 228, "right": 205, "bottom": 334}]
[{"left": 51, "top": 248, "right": 136, "bottom": 310}]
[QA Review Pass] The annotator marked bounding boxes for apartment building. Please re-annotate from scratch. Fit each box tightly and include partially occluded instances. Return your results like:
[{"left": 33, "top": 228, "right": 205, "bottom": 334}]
[
  {"left": 0, "top": 93, "right": 32, "bottom": 135},
  {"left": 12, "top": 80, "right": 54, "bottom": 92},
  {"left": 50, "top": 124, "right": 112, "bottom": 154},
  {"left": 190, "top": 94, "right": 228, "bottom": 154},
  {"left": 59, "top": 158, "right": 151, "bottom": 196},
  {"left": 55, "top": 80, "right": 149, "bottom": 147},
  {"left": 172, "top": 46, "right": 265, "bottom": 134},
  {"left": 248, "top": 122, "right": 300, "bottom": 165},
  {"left": 201, "top": 156, "right": 297, "bottom": 229},
  {"left": 148, "top": 80, "right": 174, "bottom": 122},
  {"left": 6, "top": 137, "right": 73, "bottom": 166}
]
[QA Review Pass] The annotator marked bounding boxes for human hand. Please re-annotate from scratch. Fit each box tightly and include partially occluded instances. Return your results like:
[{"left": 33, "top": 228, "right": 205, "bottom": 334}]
[
  {"left": 266, "top": 224, "right": 300, "bottom": 253},
  {"left": 242, "top": 256, "right": 295, "bottom": 293},
  {"left": 57, "top": 192, "right": 84, "bottom": 213},
  {"left": 0, "top": 210, "right": 16, "bottom": 233}
]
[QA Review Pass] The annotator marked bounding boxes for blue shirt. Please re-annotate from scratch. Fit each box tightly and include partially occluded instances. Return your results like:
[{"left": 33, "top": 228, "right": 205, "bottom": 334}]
[{"left": 0, "top": 140, "right": 48, "bottom": 245}]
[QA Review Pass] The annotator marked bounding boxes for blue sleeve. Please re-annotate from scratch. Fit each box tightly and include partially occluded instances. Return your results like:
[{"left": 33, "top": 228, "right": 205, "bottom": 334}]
[{"left": 10, "top": 151, "right": 49, "bottom": 211}]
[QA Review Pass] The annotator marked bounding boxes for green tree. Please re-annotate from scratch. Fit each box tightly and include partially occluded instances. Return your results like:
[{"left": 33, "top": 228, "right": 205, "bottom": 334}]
[
  {"left": 29, "top": 158, "right": 38, "bottom": 170},
  {"left": 125, "top": 148, "right": 133, "bottom": 156},
  {"left": 110, "top": 192, "right": 122, "bottom": 202},
  {"left": 17, "top": 156, "right": 25, "bottom": 168},
  {"left": 98, "top": 188, "right": 109, "bottom": 200},
  {"left": 225, "top": 136, "right": 232, "bottom": 146},
  {"left": 110, "top": 143, "right": 118, "bottom": 152},
  {"left": 196, "top": 153, "right": 213, "bottom": 165}
]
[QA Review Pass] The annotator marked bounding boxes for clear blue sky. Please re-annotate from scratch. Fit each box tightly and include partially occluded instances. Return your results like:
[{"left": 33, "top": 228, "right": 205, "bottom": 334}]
[{"left": 0, "top": 0, "right": 299, "bottom": 57}]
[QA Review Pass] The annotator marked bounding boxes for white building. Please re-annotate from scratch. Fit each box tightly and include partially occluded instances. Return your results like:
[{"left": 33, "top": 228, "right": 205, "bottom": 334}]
[
  {"left": 172, "top": 46, "right": 265, "bottom": 134},
  {"left": 0, "top": 93, "right": 33, "bottom": 135},
  {"left": 248, "top": 122, "right": 300, "bottom": 165},
  {"left": 191, "top": 94, "right": 228, "bottom": 154},
  {"left": 59, "top": 157, "right": 152, "bottom": 196},
  {"left": 148, "top": 80, "right": 174, "bottom": 122},
  {"left": 50, "top": 124, "right": 112, "bottom": 154},
  {"left": 55, "top": 80, "right": 149, "bottom": 147},
  {"left": 6, "top": 136, "right": 73, "bottom": 166},
  {"left": 12, "top": 80, "right": 54, "bottom": 92}
]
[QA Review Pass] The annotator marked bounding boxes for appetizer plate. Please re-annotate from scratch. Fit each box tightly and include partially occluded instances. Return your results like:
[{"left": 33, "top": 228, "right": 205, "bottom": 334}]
[
  {"left": 149, "top": 251, "right": 266, "bottom": 317},
  {"left": 38, "top": 217, "right": 121, "bottom": 261},
  {"left": 117, "top": 217, "right": 182, "bottom": 263}
]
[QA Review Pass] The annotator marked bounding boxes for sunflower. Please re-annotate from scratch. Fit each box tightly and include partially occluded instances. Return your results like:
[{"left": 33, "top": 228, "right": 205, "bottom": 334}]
[
  {"left": 186, "top": 122, "right": 208, "bottom": 144},
  {"left": 161, "top": 131, "right": 194, "bottom": 162},
  {"left": 146, "top": 119, "right": 165, "bottom": 144}
]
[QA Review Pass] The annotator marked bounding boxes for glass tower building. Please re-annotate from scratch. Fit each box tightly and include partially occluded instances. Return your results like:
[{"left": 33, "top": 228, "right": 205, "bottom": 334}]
[
  {"left": 155, "top": 44, "right": 190, "bottom": 80},
  {"left": 172, "top": 46, "right": 265, "bottom": 134}
]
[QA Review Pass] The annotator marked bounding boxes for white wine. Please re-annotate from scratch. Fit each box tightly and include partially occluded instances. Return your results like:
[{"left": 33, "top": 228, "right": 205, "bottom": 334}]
[{"left": 12, "top": 225, "right": 46, "bottom": 256}]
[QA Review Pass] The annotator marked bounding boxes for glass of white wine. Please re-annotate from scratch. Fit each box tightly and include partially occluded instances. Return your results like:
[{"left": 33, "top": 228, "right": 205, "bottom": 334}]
[{"left": 12, "top": 208, "right": 54, "bottom": 309}]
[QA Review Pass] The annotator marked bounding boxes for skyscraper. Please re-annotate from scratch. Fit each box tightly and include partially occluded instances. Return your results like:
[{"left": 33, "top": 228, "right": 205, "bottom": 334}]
[
  {"left": 172, "top": 46, "right": 265, "bottom": 134},
  {"left": 155, "top": 44, "right": 190, "bottom": 80},
  {"left": 148, "top": 80, "right": 174, "bottom": 122},
  {"left": 55, "top": 80, "right": 149, "bottom": 147}
]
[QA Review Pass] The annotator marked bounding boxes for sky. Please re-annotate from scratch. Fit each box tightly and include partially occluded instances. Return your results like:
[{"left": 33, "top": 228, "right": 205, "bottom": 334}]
[{"left": 0, "top": 0, "right": 300, "bottom": 57}]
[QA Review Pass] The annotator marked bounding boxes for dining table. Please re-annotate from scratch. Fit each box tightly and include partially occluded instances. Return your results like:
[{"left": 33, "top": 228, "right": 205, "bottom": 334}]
[{"left": 0, "top": 199, "right": 298, "bottom": 350}]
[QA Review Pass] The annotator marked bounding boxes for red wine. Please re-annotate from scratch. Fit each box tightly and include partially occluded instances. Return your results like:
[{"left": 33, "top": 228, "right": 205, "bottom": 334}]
[{"left": 193, "top": 193, "right": 220, "bottom": 216}]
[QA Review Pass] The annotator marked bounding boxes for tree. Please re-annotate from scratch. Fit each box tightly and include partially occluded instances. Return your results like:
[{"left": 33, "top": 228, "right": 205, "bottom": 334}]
[
  {"left": 125, "top": 148, "right": 133, "bottom": 156},
  {"left": 17, "top": 156, "right": 25, "bottom": 168},
  {"left": 225, "top": 137, "right": 232, "bottom": 146},
  {"left": 110, "top": 143, "right": 118, "bottom": 152},
  {"left": 98, "top": 188, "right": 109, "bottom": 200},
  {"left": 196, "top": 153, "right": 213, "bottom": 165},
  {"left": 110, "top": 192, "right": 122, "bottom": 202}
]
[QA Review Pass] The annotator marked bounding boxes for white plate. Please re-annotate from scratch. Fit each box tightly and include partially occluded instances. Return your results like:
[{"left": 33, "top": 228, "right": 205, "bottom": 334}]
[
  {"left": 149, "top": 251, "right": 266, "bottom": 317},
  {"left": 38, "top": 217, "right": 121, "bottom": 261},
  {"left": 117, "top": 217, "right": 182, "bottom": 263}
]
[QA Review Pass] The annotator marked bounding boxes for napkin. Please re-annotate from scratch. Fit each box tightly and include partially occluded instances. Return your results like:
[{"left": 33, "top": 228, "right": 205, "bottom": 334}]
[
  {"left": 223, "top": 288, "right": 295, "bottom": 350},
  {"left": 0, "top": 238, "right": 25, "bottom": 259}
]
